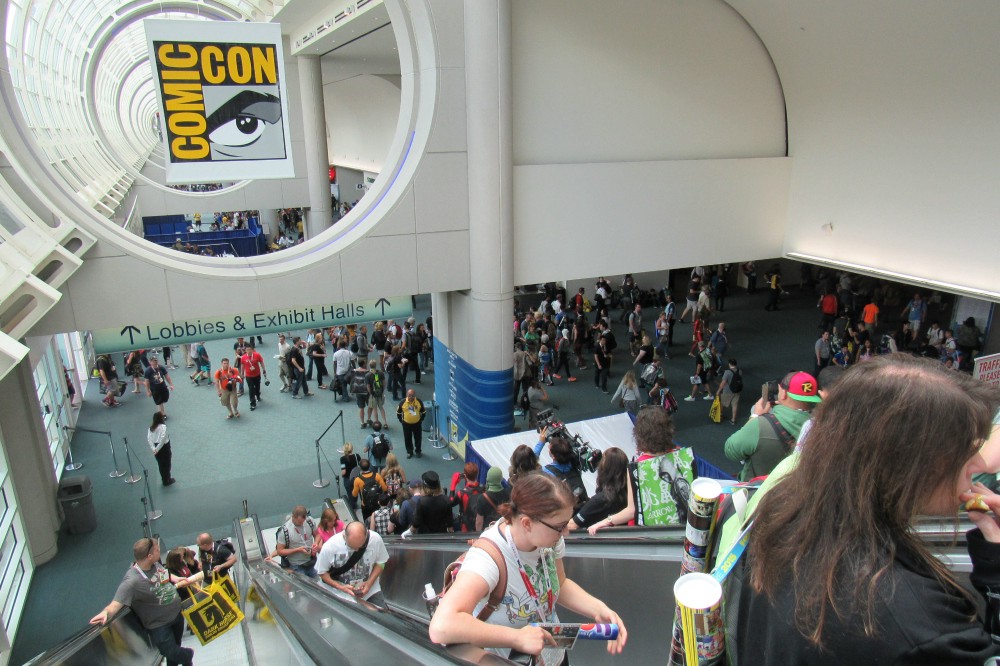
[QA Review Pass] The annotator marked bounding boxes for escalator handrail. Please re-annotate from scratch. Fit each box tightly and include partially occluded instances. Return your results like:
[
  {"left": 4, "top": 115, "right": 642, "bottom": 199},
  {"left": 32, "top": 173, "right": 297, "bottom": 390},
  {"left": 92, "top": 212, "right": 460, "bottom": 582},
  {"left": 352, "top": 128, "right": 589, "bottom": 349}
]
[
  {"left": 22, "top": 607, "right": 157, "bottom": 666},
  {"left": 246, "top": 558, "right": 503, "bottom": 665}
]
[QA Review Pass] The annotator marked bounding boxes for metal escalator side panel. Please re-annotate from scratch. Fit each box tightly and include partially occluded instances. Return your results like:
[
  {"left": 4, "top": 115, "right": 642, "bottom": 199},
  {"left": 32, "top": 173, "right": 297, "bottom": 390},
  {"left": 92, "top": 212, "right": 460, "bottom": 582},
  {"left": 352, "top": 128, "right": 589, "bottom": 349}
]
[
  {"left": 23, "top": 608, "right": 161, "bottom": 666},
  {"left": 245, "top": 559, "right": 489, "bottom": 665}
]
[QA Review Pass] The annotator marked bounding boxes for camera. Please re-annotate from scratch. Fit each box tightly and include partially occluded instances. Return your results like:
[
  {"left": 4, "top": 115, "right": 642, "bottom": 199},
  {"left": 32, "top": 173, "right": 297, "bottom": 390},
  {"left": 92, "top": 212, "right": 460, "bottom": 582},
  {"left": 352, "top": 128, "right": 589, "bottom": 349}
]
[
  {"left": 264, "top": 380, "right": 271, "bottom": 387},
  {"left": 761, "top": 380, "right": 779, "bottom": 405},
  {"left": 537, "top": 411, "right": 603, "bottom": 474}
]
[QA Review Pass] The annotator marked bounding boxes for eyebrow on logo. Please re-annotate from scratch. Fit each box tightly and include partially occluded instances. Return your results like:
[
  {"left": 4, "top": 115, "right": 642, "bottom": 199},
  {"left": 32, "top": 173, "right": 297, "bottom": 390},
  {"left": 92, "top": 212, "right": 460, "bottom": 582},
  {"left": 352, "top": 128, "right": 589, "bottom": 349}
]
[{"left": 205, "top": 90, "right": 281, "bottom": 133}]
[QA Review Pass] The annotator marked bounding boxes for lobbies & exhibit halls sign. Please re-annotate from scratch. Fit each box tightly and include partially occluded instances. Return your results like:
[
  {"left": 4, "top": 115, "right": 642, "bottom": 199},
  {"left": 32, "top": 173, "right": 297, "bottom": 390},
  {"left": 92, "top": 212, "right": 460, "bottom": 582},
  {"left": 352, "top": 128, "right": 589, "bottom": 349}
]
[
  {"left": 91, "top": 297, "right": 412, "bottom": 353},
  {"left": 144, "top": 19, "right": 293, "bottom": 183}
]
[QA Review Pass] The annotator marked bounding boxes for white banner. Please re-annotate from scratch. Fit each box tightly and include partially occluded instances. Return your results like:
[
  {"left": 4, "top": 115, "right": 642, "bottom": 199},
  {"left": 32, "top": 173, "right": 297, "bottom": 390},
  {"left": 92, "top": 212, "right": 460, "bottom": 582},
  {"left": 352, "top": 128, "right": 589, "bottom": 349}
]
[{"left": 144, "top": 19, "right": 294, "bottom": 183}]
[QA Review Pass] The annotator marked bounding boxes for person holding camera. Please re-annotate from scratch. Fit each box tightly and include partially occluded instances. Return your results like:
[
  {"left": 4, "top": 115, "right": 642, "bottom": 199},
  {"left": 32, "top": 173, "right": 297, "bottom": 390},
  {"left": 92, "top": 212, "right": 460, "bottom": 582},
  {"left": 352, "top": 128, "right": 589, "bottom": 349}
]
[
  {"left": 214, "top": 357, "right": 243, "bottom": 419},
  {"left": 724, "top": 371, "right": 819, "bottom": 481},
  {"left": 240, "top": 342, "right": 268, "bottom": 412},
  {"left": 533, "top": 428, "right": 590, "bottom": 510}
]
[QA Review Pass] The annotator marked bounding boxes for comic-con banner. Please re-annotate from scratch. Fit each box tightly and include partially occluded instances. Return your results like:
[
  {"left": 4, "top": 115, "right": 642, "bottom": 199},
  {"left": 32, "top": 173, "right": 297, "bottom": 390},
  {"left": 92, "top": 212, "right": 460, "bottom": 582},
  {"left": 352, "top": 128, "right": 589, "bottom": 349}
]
[{"left": 144, "top": 19, "right": 294, "bottom": 183}]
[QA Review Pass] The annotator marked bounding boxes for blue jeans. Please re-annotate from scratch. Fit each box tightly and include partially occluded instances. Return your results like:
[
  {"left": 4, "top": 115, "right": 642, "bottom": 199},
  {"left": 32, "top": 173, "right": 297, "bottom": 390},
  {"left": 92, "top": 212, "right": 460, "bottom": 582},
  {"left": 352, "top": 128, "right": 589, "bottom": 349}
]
[
  {"left": 292, "top": 367, "right": 308, "bottom": 396},
  {"left": 149, "top": 613, "right": 193, "bottom": 665},
  {"left": 290, "top": 561, "right": 318, "bottom": 578}
]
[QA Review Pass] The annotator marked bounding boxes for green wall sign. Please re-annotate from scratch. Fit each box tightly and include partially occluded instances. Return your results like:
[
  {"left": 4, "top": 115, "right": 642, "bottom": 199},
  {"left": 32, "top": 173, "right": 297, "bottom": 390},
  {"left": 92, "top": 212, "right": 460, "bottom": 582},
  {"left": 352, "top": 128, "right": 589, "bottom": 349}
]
[{"left": 92, "top": 297, "right": 412, "bottom": 353}]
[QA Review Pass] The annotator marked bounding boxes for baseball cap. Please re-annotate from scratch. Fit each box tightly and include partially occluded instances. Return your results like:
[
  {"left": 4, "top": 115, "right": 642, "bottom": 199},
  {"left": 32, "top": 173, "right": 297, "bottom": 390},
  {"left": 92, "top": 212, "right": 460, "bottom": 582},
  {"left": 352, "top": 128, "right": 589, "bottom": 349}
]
[
  {"left": 485, "top": 466, "right": 504, "bottom": 492},
  {"left": 782, "top": 371, "right": 822, "bottom": 403}
]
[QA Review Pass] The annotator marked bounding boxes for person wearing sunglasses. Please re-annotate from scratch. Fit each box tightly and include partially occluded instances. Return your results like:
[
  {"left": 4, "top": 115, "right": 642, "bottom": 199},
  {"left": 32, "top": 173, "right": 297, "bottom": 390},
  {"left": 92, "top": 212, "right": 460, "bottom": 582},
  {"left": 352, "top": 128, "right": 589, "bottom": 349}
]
[{"left": 429, "top": 472, "right": 627, "bottom": 663}]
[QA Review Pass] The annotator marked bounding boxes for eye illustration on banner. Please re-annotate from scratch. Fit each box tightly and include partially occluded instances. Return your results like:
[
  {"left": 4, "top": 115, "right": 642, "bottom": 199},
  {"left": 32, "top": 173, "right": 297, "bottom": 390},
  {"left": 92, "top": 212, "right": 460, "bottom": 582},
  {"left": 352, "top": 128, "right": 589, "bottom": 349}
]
[{"left": 204, "top": 89, "right": 284, "bottom": 160}]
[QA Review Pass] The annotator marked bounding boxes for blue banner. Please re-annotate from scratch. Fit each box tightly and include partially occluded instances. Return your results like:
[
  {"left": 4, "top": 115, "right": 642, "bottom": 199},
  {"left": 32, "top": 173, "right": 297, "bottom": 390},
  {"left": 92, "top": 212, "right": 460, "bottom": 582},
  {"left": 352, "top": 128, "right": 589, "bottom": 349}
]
[{"left": 433, "top": 337, "right": 514, "bottom": 451}]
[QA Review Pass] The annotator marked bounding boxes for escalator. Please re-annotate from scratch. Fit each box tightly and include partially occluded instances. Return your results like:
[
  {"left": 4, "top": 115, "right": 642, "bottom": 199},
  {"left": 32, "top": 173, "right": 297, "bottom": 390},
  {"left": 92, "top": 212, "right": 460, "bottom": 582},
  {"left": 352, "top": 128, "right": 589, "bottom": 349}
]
[{"left": 23, "top": 513, "right": 974, "bottom": 665}]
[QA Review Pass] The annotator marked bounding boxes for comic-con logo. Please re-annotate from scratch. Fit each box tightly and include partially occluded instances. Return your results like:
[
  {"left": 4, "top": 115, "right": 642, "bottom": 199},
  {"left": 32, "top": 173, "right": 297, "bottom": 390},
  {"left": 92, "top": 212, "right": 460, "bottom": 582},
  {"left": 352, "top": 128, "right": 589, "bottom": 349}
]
[{"left": 154, "top": 41, "right": 286, "bottom": 163}]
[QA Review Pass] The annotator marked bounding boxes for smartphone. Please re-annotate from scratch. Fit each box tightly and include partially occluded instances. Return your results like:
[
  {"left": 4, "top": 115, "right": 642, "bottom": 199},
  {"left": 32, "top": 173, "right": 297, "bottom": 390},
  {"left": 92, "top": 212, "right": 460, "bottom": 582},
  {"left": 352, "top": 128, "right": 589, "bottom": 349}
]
[{"left": 761, "top": 380, "right": 779, "bottom": 405}]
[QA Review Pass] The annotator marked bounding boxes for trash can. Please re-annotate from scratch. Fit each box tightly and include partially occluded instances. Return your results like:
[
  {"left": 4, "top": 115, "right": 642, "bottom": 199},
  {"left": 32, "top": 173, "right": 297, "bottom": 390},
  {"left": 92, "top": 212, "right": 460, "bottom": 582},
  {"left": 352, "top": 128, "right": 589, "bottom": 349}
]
[{"left": 58, "top": 475, "right": 96, "bottom": 534}]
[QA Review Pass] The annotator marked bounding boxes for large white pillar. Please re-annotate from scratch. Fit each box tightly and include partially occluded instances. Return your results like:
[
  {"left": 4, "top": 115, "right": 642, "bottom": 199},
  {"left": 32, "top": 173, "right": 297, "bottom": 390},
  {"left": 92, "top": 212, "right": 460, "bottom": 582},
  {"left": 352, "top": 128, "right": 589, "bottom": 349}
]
[
  {"left": 0, "top": 358, "right": 59, "bottom": 564},
  {"left": 296, "top": 54, "right": 332, "bottom": 240},
  {"left": 465, "top": 0, "right": 514, "bottom": 371}
]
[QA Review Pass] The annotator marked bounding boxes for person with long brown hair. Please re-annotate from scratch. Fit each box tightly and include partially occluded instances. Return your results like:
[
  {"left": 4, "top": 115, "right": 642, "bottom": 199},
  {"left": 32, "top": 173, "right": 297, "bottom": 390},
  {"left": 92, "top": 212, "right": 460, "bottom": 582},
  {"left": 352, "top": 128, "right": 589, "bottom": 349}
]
[
  {"left": 567, "top": 447, "right": 632, "bottom": 531},
  {"left": 735, "top": 353, "right": 1000, "bottom": 663},
  {"left": 428, "top": 473, "right": 627, "bottom": 661}
]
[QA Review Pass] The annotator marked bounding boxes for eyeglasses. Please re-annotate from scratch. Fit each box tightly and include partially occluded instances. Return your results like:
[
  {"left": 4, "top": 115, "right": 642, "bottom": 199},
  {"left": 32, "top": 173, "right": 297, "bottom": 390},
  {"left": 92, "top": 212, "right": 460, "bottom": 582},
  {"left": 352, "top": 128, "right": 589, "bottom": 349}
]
[{"left": 532, "top": 516, "right": 569, "bottom": 534}]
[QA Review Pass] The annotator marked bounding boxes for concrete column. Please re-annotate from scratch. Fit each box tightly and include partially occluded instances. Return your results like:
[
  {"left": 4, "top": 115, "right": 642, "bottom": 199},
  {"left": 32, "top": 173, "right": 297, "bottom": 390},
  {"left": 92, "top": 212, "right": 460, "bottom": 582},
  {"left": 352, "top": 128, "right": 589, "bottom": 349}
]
[
  {"left": 296, "top": 54, "right": 332, "bottom": 240},
  {"left": 427, "top": 1, "right": 515, "bottom": 443},
  {"left": 465, "top": 0, "right": 514, "bottom": 371},
  {"left": 0, "top": 357, "right": 59, "bottom": 565},
  {"left": 258, "top": 207, "right": 279, "bottom": 239}
]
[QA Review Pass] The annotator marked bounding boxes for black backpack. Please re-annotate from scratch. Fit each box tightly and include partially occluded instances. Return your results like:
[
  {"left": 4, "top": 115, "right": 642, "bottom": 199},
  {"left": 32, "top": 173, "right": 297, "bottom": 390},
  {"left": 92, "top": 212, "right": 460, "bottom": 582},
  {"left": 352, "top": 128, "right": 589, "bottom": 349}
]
[
  {"left": 604, "top": 330, "right": 618, "bottom": 352},
  {"left": 371, "top": 434, "right": 390, "bottom": 460},
  {"left": 729, "top": 369, "right": 744, "bottom": 394},
  {"left": 519, "top": 392, "right": 531, "bottom": 411},
  {"left": 360, "top": 473, "right": 381, "bottom": 512},
  {"left": 351, "top": 372, "right": 368, "bottom": 395},
  {"left": 460, "top": 484, "right": 485, "bottom": 532},
  {"left": 545, "top": 464, "right": 589, "bottom": 508}
]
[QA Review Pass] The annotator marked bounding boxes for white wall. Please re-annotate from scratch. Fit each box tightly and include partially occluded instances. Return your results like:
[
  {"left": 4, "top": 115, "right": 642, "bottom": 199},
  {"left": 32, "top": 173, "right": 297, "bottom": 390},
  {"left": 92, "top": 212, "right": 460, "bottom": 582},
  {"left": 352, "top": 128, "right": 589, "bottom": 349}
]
[
  {"left": 336, "top": 167, "right": 364, "bottom": 206},
  {"left": 730, "top": 0, "right": 1000, "bottom": 296},
  {"left": 323, "top": 74, "right": 401, "bottom": 173},
  {"left": 511, "top": 0, "right": 786, "bottom": 164}
]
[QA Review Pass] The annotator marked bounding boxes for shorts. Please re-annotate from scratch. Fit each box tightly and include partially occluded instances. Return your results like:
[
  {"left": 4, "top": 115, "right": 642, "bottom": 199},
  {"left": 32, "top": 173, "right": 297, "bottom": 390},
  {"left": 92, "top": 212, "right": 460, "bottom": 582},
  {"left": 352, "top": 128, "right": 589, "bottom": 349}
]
[
  {"left": 356, "top": 394, "right": 369, "bottom": 409},
  {"left": 152, "top": 388, "right": 170, "bottom": 406},
  {"left": 370, "top": 393, "right": 385, "bottom": 407},
  {"left": 200, "top": 363, "right": 211, "bottom": 373},
  {"left": 105, "top": 379, "right": 119, "bottom": 395},
  {"left": 721, "top": 391, "right": 739, "bottom": 410}
]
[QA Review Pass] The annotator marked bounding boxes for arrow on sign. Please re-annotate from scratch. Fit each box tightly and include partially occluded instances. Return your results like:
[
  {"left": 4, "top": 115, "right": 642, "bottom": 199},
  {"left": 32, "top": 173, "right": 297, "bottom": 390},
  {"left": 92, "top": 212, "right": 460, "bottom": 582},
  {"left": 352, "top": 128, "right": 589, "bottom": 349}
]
[
  {"left": 374, "top": 298, "right": 391, "bottom": 316},
  {"left": 120, "top": 325, "right": 142, "bottom": 345}
]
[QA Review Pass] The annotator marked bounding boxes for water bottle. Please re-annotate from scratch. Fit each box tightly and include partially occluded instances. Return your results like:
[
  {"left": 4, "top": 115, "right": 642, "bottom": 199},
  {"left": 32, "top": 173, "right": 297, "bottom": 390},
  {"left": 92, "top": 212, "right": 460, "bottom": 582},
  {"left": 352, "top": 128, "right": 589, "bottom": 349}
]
[{"left": 423, "top": 583, "right": 439, "bottom": 618}]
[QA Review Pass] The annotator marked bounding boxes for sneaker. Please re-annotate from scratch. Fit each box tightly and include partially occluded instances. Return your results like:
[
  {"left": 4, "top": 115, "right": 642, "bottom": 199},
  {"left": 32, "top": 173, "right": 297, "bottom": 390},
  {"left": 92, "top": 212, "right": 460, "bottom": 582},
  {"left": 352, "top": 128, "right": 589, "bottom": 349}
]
[
  {"left": 602, "top": 390, "right": 609, "bottom": 394},
  {"left": 416, "top": 452, "right": 422, "bottom": 458},
  {"left": 280, "top": 387, "right": 288, "bottom": 393},
  {"left": 293, "top": 395, "right": 303, "bottom": 400},
  {"left": 250, "top": 405, "right": 256, "bottom": 411},
  {"left": 703, "top": 395, "right": 714, "bottom": 401},
  {"left": 304, "top": 393, "right": 314, "bottom": 397},
  {"left": 406, "top": 453, "right": 413, "bottom": 459},
  {"left": 684, "top": 396, "right": 696, "bottom": 402},
  {"left": 567, "top": 377, "right": 578, "bottom": 382},
  {"left": 552, "top": 374, "right": 562, "bottom": 380},
  {"left": 164, "top": 478, "right": 176, "bottom": 486}
]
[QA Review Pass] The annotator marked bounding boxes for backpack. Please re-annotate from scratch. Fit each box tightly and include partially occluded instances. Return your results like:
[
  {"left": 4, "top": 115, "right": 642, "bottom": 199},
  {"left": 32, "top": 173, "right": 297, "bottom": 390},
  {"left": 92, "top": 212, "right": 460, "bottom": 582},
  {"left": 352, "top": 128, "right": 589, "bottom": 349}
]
[
  {"left": 276, "top": 517, "right": 316, "bottom": 568},
  {"left": 459, "top": 484, "right": 485, "bottom": 532},
  {"left": 384, "top": 470, "right": 403, "bottom": 497},
  {"left": 371, "top": 370, "right": 385, "bottom": 397},
  {"left": 360, "top": 473, "right": 381, "bottom": 512},
  {"left": 434, "top": 538, "right": 508, "bottom": 621},
  {"left": 351, "top": 372, "right": 368, "bottom": 395},
  {"left": 729, "top": 369, "right": 744, "bottom": 393},
  {"left": 519, "top": 392, "right": 530, "bottom": 411},
  {"left": 545, "top": 464, "right": 589, "bottom": 508},
  {"left": 641, "top": 363, "right": 659, "bottom": 385},
  {"left": 878, "top": 334, "right": 893, "bottom": 355},
  {"left": 371, "top": 434, "right": 390, "bottom": 460}
]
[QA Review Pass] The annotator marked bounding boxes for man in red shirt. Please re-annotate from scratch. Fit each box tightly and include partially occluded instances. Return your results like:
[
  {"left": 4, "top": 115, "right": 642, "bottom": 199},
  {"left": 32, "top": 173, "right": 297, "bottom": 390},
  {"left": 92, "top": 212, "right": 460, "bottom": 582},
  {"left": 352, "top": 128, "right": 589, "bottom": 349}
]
[
  {"left": 240, "top": 343, "right": 268, "bottom": 411},
  {"left": 214, "top": 358, "right": 243, "bottom": 419}
]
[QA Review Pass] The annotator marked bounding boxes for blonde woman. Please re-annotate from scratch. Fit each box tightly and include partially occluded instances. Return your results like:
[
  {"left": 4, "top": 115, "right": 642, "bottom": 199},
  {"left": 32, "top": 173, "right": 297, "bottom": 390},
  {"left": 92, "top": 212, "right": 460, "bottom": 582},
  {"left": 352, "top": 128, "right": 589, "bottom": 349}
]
[
  {"left": 611, "top": 369, "right": 640, "bottom": 415},
  {"left": 381, "top": 452, "right": 407, "bottom": 497}
]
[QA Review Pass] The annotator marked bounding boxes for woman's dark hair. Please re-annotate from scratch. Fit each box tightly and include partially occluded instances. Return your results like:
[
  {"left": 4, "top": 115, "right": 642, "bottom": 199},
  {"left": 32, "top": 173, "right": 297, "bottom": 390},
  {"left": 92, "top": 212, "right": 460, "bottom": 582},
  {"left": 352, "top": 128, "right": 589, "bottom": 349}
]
[
  {"left": 549, "top": 436, "right": 574, "bottom": 465},
  {"left": 165, "top": 547, "right": 186, "bottom": 574},
  {"left": 633, "top": 407, "right": 675, "bottom": 454},
  {"left": 498, "top": 472, "right": 574, "bottom": 522},
  {"left": 509, "top": 445, "right": 540, "bottom": 484},
  {"left": 149, "top": 411, "right": 165, "bottom": 431},
  {"left": 749, "top": 354, "right": 1000, "bottom": 647},
  {"left": 596, "top": 447, "right": 629, "bottom": 506}
]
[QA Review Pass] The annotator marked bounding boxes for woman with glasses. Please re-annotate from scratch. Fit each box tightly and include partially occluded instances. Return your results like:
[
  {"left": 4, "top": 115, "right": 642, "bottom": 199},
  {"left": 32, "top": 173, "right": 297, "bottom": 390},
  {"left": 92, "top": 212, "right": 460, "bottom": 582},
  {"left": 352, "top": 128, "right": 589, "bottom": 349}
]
[{"left": 428, "top": 472, "right": 627, "bottom": 663}]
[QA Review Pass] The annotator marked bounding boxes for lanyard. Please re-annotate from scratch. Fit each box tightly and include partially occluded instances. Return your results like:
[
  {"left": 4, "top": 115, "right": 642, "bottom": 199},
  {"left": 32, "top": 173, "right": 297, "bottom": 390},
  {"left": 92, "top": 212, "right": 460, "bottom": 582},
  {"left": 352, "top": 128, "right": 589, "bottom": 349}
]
[
  {"left": 501, "top": 521, "right": 555, "bottom": 621},
  {"left": 711, "top": 520, "right": 753, "bottom": 583},
  {"left": 133, "top": 562, "right": 166, "bottom": 587}
]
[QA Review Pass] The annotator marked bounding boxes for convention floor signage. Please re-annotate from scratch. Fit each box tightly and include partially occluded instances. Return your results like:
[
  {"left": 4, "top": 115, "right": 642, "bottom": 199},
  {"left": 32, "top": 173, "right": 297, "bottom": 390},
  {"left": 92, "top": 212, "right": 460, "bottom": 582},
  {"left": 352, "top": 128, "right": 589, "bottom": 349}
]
[
  {"left": 974, "top": 352, "right": 1000, "bottom": 388},
  {"left": 144, "top": 19, "right": 294, "bottom": 183},
  {"left": 92, "top": 297, "right": 412, "bottom": 353}
]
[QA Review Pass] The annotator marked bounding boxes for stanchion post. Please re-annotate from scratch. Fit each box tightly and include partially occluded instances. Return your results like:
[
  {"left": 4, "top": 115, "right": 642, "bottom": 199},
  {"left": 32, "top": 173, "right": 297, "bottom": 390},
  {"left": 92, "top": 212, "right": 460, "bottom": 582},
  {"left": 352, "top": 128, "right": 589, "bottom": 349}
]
[
  {"left": 429, "top": 402, "right": 444, "bottom": 447},
  {"left": 442, "top": 415, "right": 456, "bottom": 461},
  {"left": 142, "top": 470, "right": 162, "bottom": 521},
  {"left": 122, "top": 436, "right": 141, "bottom": 484},
  {"left": 107, "top": 432, "right": 126, "bottom": 478},
  {"left": 313, "top": 440, "right": 329, "bottom": 488},
  {"left": 58, "top": 423, "right": 83, "bottom": 471}
]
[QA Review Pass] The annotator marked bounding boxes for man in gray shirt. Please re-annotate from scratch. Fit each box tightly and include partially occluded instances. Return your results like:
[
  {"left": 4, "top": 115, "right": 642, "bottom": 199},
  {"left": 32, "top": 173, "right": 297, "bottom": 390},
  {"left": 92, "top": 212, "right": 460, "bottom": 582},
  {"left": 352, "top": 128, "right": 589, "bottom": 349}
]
[{"left": 90, "top": 537, "right": 196, "bottom": 665}]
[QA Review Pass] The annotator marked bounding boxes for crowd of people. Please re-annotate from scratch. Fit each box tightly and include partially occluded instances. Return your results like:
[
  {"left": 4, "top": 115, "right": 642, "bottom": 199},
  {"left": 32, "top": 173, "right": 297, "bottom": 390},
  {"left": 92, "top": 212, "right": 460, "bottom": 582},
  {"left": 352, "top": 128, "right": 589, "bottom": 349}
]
[{"left": 87, "top": 265, "right": 999, "bottom": 664}]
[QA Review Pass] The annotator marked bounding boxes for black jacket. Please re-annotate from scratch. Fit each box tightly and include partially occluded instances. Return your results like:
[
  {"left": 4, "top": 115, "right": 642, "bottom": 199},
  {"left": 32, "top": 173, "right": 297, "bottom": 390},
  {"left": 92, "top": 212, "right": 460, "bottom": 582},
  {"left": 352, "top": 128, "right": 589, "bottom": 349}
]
[{"left": 734, "top": 529, "right": 1000, "bottom": 664}]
